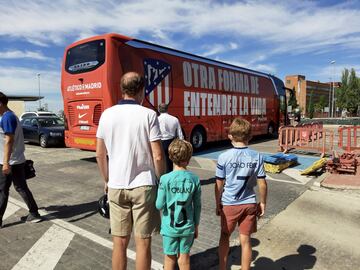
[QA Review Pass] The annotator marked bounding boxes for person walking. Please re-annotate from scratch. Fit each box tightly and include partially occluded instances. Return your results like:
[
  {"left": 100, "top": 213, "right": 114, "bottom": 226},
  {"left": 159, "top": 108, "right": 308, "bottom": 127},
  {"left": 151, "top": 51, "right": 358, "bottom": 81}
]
[
  {"left": 215, "top": 118, "right": 267, "bottom": 270},
  {"left": 158, "top": 103, "right": 184, "bottom": 173},
  {"left": 96, "top": 72, "right": 165, "bottom": 270},
  {"left": 0, "top": 92, "right": 41, "bottom": 228}
]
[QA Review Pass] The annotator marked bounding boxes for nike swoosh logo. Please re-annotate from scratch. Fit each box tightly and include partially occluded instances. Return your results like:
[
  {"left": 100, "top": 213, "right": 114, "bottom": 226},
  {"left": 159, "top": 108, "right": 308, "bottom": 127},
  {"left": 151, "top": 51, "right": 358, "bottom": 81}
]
[{"left": 78, "top": 113, "right": 87, "bottom": 119}]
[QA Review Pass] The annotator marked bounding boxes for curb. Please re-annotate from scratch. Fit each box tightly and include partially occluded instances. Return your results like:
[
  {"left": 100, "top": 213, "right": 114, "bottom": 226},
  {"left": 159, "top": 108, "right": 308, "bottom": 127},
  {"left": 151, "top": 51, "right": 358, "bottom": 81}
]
[
  {"left": 313, "top": 172, "right": 328, "bottom": 187},
  {"left": 314, "top": 172, "right": 360, "bottom": 190}
]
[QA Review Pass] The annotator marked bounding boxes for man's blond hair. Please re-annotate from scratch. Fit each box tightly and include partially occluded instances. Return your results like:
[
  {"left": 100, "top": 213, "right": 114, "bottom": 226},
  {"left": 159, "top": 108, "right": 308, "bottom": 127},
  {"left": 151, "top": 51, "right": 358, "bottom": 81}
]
[
  {"left": 169, "top": 139, "right": 193, "bottom": 165},
  {"left": 229, "top": 118, "right": 252, "bottom": 142},
  {"left": 120, "top": 72, "right": 144, "bottom": 97}
]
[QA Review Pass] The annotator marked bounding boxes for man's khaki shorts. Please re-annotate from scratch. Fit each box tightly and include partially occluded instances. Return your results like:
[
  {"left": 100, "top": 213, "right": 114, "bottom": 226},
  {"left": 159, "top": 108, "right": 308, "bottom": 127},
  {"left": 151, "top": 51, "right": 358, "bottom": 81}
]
[{"left": 108, "top": 185, "right": 160, "bottom": 238}]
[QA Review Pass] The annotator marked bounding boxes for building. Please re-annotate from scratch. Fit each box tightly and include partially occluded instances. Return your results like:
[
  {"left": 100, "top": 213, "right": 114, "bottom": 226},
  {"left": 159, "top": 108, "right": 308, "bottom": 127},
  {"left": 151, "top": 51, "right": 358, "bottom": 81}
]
[
  {"left": 7, "top": 95, "right": 43, "bottom": 117},
  {"left": 285, "top": 75, "right": 339, "bottom": 117}
]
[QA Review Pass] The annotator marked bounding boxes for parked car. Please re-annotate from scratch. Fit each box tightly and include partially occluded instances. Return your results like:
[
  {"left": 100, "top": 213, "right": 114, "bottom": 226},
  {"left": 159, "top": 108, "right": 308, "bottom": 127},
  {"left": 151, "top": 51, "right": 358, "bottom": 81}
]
[
  {"left": 19, "top": 111, "right": 57, "bottom": 121},
  {"left": 21, "top": 116, "right": 65, "bottom": 147}
]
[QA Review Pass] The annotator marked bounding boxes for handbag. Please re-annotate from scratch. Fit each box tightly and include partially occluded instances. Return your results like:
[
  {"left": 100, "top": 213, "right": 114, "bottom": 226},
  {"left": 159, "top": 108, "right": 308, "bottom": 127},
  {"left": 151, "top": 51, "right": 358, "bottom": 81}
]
[{"left": 24, "top": 160, "right": 36, "bottom": 179}]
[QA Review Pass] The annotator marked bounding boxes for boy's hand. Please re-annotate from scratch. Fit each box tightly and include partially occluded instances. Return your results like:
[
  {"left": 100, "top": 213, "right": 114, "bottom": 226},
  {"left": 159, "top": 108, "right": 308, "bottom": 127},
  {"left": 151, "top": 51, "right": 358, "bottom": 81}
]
[
  {"left": 216, "top": 204, "right": 222, "bottom": 216},
  {"left": 2, "top": 163, "right": 11, "bottom": 175},
  {"left": 257, "top": 203, "right": 266, "bottom": 218},
  {"left": 194, "top": 225, "right": 199, "bottom": 239}
]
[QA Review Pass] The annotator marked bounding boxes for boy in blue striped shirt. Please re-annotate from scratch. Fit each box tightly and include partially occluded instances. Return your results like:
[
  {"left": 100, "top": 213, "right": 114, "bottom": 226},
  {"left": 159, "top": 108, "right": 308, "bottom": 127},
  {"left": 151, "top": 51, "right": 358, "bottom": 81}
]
[
  {"left": 156, "top": 139, "right": 201, "bottom": 270},
  {"left": 215, "top": 118, "right": 267, "bottom": 270}
]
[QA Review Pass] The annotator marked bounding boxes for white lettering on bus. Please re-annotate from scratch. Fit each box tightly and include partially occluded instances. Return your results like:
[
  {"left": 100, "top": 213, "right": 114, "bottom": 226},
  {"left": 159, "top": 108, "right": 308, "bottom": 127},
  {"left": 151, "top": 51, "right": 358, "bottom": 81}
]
[
  {"left": 182, "top": 61, "right": 259, "bottom": 95},
  {"left": 183, "top": 91, "right": 265, "bottom": 117},
  {"left": 183, "top": 62, "right": 192, "bottom": 87},
  {"left": 76, "top": 104, "right": 90, "bottom": 110},
  {"left": 67, "top": 82, "right": 102, "bottom": 92},
  {"left": 184, "top": 91, "right": 191, "bottom": 116}
]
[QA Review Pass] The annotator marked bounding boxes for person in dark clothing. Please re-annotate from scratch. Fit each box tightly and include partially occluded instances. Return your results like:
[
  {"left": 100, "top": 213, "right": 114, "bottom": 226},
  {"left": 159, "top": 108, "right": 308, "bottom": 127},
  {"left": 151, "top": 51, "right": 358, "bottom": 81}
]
[{"left": 0, "top": 92, "right": 41, "bottom": 228}]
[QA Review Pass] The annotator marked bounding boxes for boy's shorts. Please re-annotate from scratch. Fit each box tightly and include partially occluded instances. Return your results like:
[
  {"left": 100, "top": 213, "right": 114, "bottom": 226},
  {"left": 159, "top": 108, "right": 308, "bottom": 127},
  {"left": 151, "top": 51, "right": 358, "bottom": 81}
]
[
  {"left": 108, "top": 186, "right": 160, "bottom": 238},
  {"left": 221, "top": 203, "right": 257, "bottom": 236},
  {"left": 162, "top": 235, "right": 194, "bottom": 255}
]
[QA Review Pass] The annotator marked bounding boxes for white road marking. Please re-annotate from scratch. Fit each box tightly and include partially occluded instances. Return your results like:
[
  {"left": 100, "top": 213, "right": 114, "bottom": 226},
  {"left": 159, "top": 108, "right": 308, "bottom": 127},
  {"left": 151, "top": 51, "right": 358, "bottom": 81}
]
[
  {"left": 282, "top": 168, "right": 313, "bottom": 184},
  {"left": 3, "top": 202, "right": 20, "bottom": 220},
  {"left": 11, "top": 224, "right": 74, "bottom": 270},
  {"left": 9, "top": 197, "right": 163, "bottom": 270},
  {"left": 265, "top": 174, "right": 304, "bottom": 185}
]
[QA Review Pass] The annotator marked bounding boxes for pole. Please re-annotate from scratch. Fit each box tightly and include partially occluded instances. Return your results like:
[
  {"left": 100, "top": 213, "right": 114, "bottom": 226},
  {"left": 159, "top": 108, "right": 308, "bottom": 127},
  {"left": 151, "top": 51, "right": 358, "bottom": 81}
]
[
  {"left": 330, "top": 60, "right": 336, "bottom": 117},
  {"left": 37, "top": 73, "right": 41, "bottom": 110},
  {"left": 328, "top": 78, "right": 331, "bottom": 118}
]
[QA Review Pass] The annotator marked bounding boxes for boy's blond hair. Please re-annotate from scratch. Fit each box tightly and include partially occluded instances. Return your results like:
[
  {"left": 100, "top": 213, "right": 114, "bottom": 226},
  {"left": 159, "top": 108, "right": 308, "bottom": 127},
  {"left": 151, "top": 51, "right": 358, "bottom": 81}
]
[
  {"left": 169, "top": 139, "right": 193, "bottom": 165},
  {"left": 229, "top": 118, "right": 252, "bottom": 142}
]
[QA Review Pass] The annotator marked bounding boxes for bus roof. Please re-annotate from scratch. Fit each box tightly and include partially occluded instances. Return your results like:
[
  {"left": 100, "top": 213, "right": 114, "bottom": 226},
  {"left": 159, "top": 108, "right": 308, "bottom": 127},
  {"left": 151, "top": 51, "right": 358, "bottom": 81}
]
[{"left": 66, "top": 33, "right": 284, "bottom": 95}]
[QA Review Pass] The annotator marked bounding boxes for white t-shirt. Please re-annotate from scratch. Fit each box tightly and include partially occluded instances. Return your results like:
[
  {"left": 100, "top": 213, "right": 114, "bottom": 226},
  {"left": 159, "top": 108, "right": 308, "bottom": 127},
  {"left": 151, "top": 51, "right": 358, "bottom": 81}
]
[
  {"left": 96, "top": 100, "right": 162, "bottom": 189},
  {"left": 158, "top": 113, "right": 184, "bottom": 140}
]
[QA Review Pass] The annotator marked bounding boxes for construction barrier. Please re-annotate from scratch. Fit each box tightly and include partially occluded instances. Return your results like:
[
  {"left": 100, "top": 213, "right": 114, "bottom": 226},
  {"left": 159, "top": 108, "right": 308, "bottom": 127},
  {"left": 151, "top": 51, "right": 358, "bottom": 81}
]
[
  {"left": 279, "top": 125, "right": 334, "bottom": 157},
  {"left": 338, "top": 126, "right": 360, "bottom": 152}
]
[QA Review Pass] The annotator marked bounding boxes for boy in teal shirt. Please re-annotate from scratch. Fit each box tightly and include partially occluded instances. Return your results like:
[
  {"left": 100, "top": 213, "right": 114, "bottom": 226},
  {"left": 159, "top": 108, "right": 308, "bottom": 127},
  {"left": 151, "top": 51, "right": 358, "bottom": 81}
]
[{"left": 156, "top": 139, "right": 201, "bottom": 270}]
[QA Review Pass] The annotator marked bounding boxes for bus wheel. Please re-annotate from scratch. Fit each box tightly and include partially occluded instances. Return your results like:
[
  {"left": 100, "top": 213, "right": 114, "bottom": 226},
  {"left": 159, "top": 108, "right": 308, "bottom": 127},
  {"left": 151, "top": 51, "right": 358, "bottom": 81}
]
[
  {"left": 267, "top": 123, "right": 276, "bottom": 138},
  {"left": 190, "top": 128, "right": 206, "bottom": 151},
  {"left": 40, "top": 134, "right": 48, "bottom": 148}
]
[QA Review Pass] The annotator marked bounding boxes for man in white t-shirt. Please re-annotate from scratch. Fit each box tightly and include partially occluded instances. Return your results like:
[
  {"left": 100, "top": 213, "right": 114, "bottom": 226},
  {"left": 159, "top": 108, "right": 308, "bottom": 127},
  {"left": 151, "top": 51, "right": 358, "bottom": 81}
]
[
  {"left": 96, "top": 72, "right": 165, "bottom": 270},
  {"left": 158, "top": 103, "right": 184, "bottom": 173}
]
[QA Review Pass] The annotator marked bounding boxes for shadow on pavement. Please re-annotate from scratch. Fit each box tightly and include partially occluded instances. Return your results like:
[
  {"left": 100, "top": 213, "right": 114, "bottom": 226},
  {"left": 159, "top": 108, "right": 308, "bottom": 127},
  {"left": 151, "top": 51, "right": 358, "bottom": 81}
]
[
  {"left": 190, "top": 238, "right": 260, "bottom": 269},
  {"left": 40, "top": 200, "right": 98, "bottom": 222},
  {"left": 200, "top": 177, "right": 216, "bottom": 185},
  {"left": 252, "top": 244, "right": 317, "bottom": 270},
  {"left": 190, "top": 240, "right": 316, "bottom": 270}
]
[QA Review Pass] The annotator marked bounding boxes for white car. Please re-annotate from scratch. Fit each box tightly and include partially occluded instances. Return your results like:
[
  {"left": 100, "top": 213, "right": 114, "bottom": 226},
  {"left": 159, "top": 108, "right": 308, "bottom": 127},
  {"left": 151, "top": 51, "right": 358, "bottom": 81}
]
[{"left": 20, "top": 111, "right": 57, "bottom": 121}]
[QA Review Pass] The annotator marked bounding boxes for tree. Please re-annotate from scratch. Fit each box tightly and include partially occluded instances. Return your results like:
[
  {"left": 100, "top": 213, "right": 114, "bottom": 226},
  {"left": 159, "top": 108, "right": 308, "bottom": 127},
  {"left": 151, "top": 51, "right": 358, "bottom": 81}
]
[
  {"left": 336, "top": 68, "right": 360, "bottom": 115},
  {"left": 288, "top": 87, "right": 298, "bottom": 110},
  {"left": 314, "top": 95, "right": 327, "bottom": 113},
  {"left": 308, "top": 91, "right": 315, "bottom": 119}
]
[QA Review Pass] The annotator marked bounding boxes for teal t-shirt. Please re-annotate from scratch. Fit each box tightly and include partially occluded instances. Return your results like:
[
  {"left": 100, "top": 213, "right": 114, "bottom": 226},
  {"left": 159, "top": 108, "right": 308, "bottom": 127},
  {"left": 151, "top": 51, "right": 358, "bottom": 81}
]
[{"left": 156, "top": 170, "right": 201, "bottom": 237}]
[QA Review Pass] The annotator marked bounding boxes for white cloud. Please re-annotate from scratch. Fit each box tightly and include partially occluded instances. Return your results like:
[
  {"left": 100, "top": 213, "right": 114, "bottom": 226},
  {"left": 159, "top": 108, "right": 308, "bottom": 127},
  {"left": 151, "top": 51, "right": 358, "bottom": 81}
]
[
  {"left": 315, "top": 63, "right": 360, "bottom": 82},
  {"left": 0, "top": 50, "right": 51, "bottom": 60},
  {"left": 0, "top": 66, "right": 62, "bottom": 111},
  {"left": 0, "top": 0, "right": 358, "bottom": 56},
  {"left": 201, "top": 42, "right": 239, "bottom": 57},
  {"left": 0, "top": 66, "right": 59, "bottom": 95}
]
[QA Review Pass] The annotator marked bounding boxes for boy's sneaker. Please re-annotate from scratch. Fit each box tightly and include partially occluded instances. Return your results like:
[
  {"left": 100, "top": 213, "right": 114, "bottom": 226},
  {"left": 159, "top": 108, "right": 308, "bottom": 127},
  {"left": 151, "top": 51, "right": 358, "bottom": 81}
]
[
  {"left": 0, "top": 219, "right": 3, "bottom": 228},
  {"left": 21, "top": 213, "right": 42, "bottom": 223}
]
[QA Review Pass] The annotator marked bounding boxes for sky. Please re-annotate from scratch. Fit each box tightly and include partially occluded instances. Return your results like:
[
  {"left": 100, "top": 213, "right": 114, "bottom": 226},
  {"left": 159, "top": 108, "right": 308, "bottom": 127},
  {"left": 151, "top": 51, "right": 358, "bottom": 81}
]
[{"left": 0, "top": 0, "right": 360, "bottom": 113}]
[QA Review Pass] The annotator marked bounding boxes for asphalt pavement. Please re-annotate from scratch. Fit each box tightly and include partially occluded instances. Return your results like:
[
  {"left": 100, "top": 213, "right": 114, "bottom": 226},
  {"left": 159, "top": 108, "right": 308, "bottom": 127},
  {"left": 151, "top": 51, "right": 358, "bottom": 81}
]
[{"left": 1, "top": 138, "right": 359, "bottom": 270}]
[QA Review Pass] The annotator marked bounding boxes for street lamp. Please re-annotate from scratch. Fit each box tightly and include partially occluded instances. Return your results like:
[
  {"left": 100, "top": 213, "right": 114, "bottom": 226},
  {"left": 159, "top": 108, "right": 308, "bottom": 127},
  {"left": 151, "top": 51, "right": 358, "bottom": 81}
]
[
  {"left": 328, "top": 77, "right": 331, "bottom": 118},
  {"left": 37, "top": 73, "right": 41, "bottom": 110},
  {"left": 330, "top": 60, "right": 336, "bottom": 117}
]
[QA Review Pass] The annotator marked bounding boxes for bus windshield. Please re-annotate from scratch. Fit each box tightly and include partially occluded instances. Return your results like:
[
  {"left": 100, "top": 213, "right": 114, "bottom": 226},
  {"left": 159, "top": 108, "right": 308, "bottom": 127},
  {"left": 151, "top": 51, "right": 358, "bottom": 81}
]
[{"left": 65, "top": 39, "right": 105, "bottom": 74}]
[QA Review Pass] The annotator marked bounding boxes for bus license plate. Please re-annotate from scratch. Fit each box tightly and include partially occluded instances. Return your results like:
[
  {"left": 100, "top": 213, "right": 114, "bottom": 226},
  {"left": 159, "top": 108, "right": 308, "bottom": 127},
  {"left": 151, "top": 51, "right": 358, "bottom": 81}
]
[{"left": 80, "top": 126, "right": 90, "bottom": 131}]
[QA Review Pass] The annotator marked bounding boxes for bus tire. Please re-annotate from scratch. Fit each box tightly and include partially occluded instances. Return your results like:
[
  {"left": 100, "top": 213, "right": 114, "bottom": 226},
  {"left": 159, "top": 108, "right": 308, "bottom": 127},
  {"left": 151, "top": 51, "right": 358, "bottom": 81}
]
[
  {"left": 40, "top": 134, "right": 48, "bottom": 148},
  {"left": 267, "top": 122, "right": 277, "bottom": 138},
  {"left": 190, "top": 127, "right": 206, "bottom": 151}
]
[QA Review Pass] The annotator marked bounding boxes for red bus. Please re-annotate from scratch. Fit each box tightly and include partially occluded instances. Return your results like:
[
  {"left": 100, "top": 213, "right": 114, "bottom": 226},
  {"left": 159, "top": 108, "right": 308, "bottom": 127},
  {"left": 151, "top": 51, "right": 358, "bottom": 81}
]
[{"left": 61, "top": 33, "right": 287, "bottom": 151}]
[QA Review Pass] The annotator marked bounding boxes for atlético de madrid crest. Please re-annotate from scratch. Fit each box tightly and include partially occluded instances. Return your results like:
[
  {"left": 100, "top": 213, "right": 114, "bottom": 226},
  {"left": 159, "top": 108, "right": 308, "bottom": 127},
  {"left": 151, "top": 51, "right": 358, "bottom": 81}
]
[{"left": 143, "top": 59, "right": 172, "bottom": 107}]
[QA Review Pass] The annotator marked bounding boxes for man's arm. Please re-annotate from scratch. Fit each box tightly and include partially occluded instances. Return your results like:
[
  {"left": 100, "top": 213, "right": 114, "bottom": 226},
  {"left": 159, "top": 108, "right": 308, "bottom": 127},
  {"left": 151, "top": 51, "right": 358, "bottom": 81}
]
[
  {"left": 2, "top": 134, "right": 14, "bottom": 175},
  {"left": 176, "top": 119, "right": 184, "bottom": 140},
  {"left": 215, "top": 179, "right": 224, "bottom": 216},
  {"left": 257, "top": 178, "right": 267, "bottom": 217},
  {"left": 150, "top": 140, "right": 166, "bottom": 180},
  {"left": 96, "top": 138, "right": 108, "bottom": 193}
]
